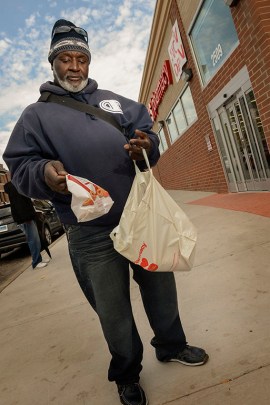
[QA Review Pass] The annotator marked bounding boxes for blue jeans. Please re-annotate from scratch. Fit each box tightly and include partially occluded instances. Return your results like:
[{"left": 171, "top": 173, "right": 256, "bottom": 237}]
[
  {"left": 19, "top": 220, "right": 42, "bottom": 268},
  {"left": 64, "top": 224, "right": 187, "bottom": 384}
]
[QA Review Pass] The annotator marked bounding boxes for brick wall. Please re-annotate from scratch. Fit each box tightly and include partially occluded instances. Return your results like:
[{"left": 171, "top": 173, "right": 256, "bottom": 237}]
[
  {"left": 0, "top": 166, "right": 10, "bottom": 204},
  {"left": 233, "top": 0, "right": 270, "bottom": 148}
]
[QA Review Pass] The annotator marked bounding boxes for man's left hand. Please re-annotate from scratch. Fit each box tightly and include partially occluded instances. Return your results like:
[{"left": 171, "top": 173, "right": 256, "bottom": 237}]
[{"left": 124, "top": 129, "right": 152, "bottom": 160}]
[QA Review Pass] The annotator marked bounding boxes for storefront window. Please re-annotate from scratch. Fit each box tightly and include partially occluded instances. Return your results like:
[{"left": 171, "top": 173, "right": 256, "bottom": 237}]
[
  {"left": 158, "top": 127, "right": 168, "bottom": 154},
  {"left": 166, "top": 86, "right": 197, "bottom": 143},
  {"left": 173, "top": 101, "right": 186, "bottom": 134},
  {"left": 190, "top": 0, "right": 239, "bottom": 84},
  {"left": 166, "top": 112, "right": 179, "bottom": 143},
  {"left": 181, "top": 87, "right": 197, "bottom": 125}
]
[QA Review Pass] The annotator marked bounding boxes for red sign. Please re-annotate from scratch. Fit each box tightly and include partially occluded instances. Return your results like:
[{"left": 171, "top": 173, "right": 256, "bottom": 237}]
[{"left": 148, "top": 60, "right": 173, "bottom": 121}]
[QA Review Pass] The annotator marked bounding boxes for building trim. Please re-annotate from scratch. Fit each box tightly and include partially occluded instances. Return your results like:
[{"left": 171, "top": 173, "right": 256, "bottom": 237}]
[{"left": 207, "top": 65, "right": 249, "bottom": 114}]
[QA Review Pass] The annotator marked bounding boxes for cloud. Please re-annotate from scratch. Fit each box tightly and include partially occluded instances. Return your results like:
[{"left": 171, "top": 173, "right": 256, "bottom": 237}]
[
  {"left": 0, "top": 38, "right": 12, "bottom": 56},
  {"left": 115, "top": 0, "right": 132, "bottom": 26},
  {"left": 61, "top": 7, "right": 93, "bottom": 25},
  {"left": 0, "top": 1, "right": 155, "bottom": 167},
  {"left": 25, "top": 14, "right": 37, "bottom": 28}
]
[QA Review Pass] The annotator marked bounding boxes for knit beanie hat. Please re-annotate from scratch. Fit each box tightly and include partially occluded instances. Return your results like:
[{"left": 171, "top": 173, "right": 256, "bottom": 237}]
[{"left": 48, "top": 19, "right": 91, "bottom": 64}]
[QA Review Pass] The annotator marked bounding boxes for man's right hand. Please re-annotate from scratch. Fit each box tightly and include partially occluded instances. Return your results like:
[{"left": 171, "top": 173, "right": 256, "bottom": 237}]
[{"left": 44, "top": 160, "right": 69, "bottom": 194}]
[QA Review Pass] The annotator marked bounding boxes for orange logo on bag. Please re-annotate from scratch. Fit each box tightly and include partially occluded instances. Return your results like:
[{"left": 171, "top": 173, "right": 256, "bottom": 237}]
[
  {"left": 82, "top": 197, "right": 94, "bottom": 206},
  {"left": 94, "top": 184, "right": 109, "bottom": 197},
  {"left": 82, "top": 185, "right": 109, "bottom": 206},
  {"left": 134, "top": 242, "right": 158, "bottom": 271}
]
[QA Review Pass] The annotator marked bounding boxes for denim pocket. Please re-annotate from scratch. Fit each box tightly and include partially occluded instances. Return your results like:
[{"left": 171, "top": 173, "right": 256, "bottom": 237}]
[{"left": 63, "top": 224, "right": 80, "bottom": 242}]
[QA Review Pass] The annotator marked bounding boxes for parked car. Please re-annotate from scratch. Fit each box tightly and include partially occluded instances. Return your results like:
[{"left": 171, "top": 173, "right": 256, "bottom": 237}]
[{"left": 0, "top": 199, "right": 64, "bottom": 257}]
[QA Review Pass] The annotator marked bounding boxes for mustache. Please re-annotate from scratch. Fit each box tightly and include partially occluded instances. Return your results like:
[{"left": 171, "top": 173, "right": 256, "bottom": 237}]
[{"left": 65, "top": 74, "right": 85, "bottom": 79}]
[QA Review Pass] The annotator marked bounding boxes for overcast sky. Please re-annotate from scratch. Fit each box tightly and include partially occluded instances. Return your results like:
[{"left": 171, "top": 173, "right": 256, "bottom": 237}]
[{"left": 0, "top": 0, "right": 156, "bottom": 168}]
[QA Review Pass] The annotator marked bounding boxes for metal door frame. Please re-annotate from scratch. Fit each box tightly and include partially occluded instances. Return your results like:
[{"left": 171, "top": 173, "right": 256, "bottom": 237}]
[
  {"left": 208, "top": 66, "right": 270, "bottom": 192},
  {"left": 221, "top": 93, "right": 256, "bottom": 191}
]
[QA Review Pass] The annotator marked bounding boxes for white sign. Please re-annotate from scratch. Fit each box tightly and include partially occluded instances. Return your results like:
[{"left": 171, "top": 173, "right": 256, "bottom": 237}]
[
  {"left": 211, "top": 43, "right": 223, "bottom": 67},
  {"left": 168, "top": 20, "right": 187, "bottom": 82},
  {"left": 205, "top": 135, "right": 213, "bottom": 151}
]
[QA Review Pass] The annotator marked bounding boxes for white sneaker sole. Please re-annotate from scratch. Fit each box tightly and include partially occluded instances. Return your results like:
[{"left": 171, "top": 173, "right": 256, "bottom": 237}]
[
  {"left": 35, "top": 262, "right": 48, "bottom": 269},
  {"left": 168, "top": 354, "right": 209, "bottom": 366}
]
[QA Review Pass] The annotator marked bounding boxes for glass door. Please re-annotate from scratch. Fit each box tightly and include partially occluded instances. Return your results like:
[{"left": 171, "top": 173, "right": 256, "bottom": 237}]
[
  {"left": 212, "top": 114, "right": 239, "bottom": 192},
  {"left": 212, "top": 88, "right": 270, "bottom": 192},
  {"left": 244, "top": 90, "right": 270, "bottom": 180}
]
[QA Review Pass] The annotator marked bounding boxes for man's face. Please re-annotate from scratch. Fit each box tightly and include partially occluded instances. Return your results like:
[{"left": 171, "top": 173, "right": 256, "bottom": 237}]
[{"left": 52, "top": 51, "right": 90, "bottom": 93}]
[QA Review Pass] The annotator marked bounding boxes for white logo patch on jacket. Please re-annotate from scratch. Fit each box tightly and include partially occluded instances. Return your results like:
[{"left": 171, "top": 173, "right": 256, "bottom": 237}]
[{"left": 99, "top": 100, "right": 123, "bottom": 114}]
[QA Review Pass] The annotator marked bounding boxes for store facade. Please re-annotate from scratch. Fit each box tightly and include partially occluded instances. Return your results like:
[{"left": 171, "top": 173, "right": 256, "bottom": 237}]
[{"left": 139, "top": 0, "right": 270, "bottom": 193}]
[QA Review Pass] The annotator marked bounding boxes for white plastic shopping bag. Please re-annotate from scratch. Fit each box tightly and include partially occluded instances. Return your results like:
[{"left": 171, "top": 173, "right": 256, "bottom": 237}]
[
  {"left": 110, "top": 149, "right": 197, "bottom": 272},
  {"left": 66, "top": 174, "right": 114, "bottom": 222}
]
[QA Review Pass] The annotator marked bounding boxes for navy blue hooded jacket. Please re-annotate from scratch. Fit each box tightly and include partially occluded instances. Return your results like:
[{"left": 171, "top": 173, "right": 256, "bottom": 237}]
[{"left": 3, "top": 79, "right": 160, "bottom": 227}]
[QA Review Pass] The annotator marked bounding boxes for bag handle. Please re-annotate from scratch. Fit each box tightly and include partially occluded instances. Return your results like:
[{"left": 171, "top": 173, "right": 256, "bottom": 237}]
[
  {"left": 133, "top": 148, "right": 152, "bottom": 175},
  {"left": 142, "top": 148, "right": 151, "bottom": 170}
]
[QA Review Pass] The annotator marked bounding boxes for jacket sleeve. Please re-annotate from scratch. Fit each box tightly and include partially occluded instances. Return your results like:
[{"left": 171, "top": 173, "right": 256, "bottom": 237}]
[{"left": 3, "top": 108, "right": 56, "bottom": 200}]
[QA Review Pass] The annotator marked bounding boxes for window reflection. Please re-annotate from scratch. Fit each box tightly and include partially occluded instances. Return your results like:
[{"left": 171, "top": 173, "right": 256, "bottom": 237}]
[
  {"left": 213, "top": 116, "right": 235, "bottom": 183},
  {"left": 182, "top": 87, "right": 197, "bottom": 125},
  {"left": 166, "top": 86, "right": 197, "bottom": 143},
  {"left": 227, "top": 107, "right": 251, "bottom": 180},
  {"left": 245, "top": 90, "right": 270, "bottom": 174},
  {"left": 190, "top": 0, "right": 239, "bottom": 83},
  {"left": 166, "top": 113, "right": 179, "bottom": 142},
  {"left": 173, "top": 101, "right": 186, "bottom": 134},
  {"left": 158, "top": 127, "right": 168, "bottom": 154}
]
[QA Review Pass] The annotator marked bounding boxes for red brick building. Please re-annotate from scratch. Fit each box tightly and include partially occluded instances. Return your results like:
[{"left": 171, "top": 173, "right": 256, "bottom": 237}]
[
  {"left": 0, "top": 165, "right": 10, "bottom": 204},
  {"left": 139, "top": 0, "right": 270, "bottom": 193}
]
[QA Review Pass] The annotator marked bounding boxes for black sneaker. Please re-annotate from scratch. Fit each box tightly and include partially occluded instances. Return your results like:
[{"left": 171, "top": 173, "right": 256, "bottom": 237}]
[
  {"left": 117, "top": 383, "right": 148, "bottom": 405},
  {"left": 166, "top": 345, "right": 209, "bottom": 366}
]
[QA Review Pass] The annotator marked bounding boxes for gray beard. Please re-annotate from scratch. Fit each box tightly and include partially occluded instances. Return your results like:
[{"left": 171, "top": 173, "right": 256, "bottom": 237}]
[{"left": 53, "top": 70, "right": 88, "bottom": 93}]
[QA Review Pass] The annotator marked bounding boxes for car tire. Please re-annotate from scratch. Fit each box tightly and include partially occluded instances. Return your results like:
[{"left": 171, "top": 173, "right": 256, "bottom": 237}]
[{"left": 43, "top": 225, "right": 52, "bottom": 246}]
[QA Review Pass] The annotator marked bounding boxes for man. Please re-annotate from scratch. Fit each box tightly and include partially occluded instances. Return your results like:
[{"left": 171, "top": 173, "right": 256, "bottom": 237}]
[
  {"left": 3, "top": 19, "right": 208, "bottom": 405},
  {"left": 4, "top": 181, "right": 49, "bottom": 269}
]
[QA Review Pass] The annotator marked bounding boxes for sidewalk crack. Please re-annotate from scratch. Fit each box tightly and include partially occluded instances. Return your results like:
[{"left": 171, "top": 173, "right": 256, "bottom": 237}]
[{"left": 161, "top": 363, "right": 270, "bottom": 404}]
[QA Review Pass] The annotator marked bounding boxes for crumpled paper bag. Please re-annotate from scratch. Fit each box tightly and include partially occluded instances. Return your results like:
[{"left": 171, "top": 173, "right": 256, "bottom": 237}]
[{"left": 66, "top": 174, "right": 114, "bottom": 222}]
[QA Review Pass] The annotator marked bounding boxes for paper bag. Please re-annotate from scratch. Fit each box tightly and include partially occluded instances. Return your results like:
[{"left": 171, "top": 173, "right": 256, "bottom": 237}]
[{"left": 66, "top": 174, "right": 114, "bottom": 222}]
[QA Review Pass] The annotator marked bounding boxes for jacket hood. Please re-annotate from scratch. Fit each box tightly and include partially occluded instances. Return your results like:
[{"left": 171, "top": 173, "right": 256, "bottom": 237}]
[{"left": 39, "top": 78, "right": 98, "bottom": 96}]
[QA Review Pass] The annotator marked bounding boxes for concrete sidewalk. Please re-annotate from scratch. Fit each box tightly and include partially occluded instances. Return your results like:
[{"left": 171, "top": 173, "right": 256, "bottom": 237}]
[{"left": 1, "top": 190, "right": 270, "bottom": 405}]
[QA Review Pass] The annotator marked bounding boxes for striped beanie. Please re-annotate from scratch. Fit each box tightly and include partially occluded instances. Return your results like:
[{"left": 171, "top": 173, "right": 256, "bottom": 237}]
[{"left": 48, "top": 19, "right": 91, "bottom": 64}]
